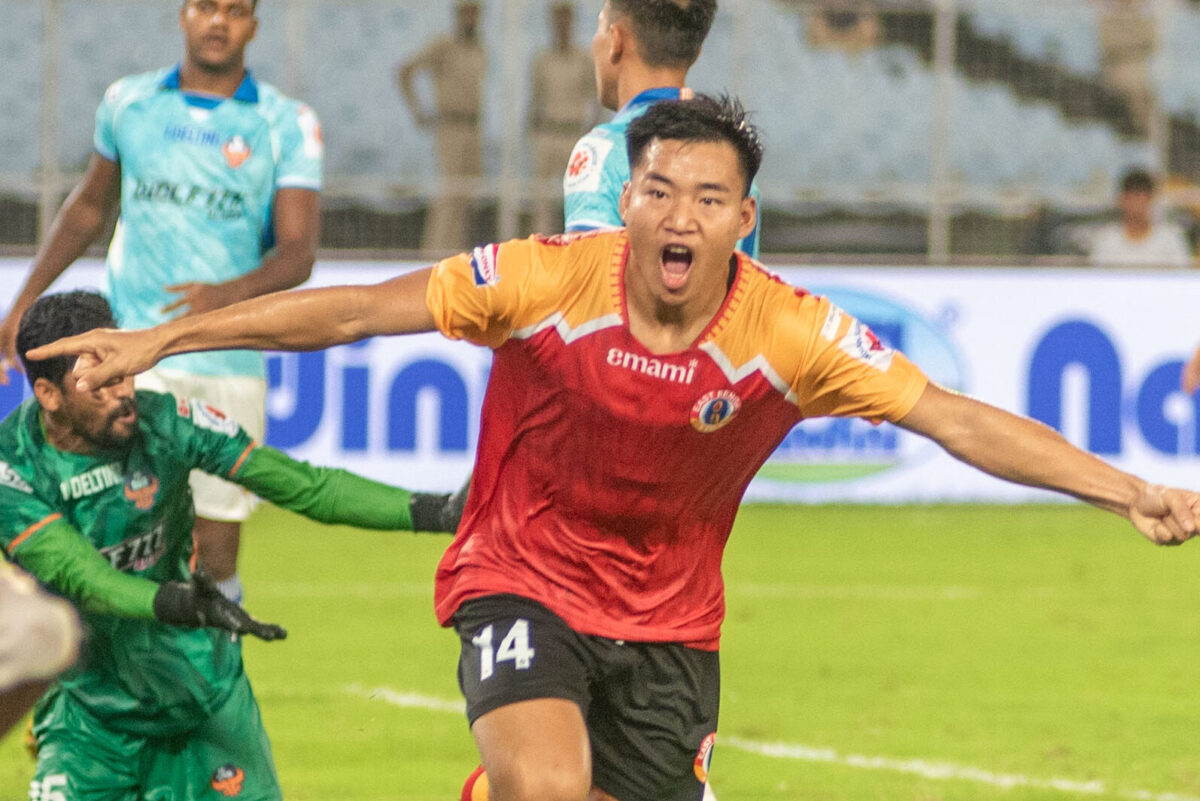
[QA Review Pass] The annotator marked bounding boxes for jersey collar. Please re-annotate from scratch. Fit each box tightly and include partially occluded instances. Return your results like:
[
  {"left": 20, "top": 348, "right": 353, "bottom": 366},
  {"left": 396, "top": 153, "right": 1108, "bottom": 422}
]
[
  {"left": 613, "top": 87, "right": 691, "bottom": 122},
  {"left": 160, "top": 64, "right": 260, "bottom": 106}
]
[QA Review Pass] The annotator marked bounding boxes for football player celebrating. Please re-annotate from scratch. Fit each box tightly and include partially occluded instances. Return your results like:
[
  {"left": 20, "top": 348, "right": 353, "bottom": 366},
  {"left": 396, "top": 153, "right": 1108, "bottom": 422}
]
[{"left": 32, "top": 96, "right": 1200, "bottom": 801}]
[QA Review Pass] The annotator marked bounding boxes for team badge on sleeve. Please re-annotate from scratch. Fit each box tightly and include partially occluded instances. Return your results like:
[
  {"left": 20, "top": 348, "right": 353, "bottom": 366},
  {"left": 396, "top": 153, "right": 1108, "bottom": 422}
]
[
  {"left": 690, "top": 390, "right": 741, "bottom": 433},
  {"left": 563, "top": 135, "right": 612, "bottom": 194},
  {"left": 840, "top": 320, "right": 895, "bottom": 372},
  {"left": 297, "top": 104, "right": 323, "bottom": 159},
  {"left": 190, "top": 399, "right": 240, "bottom": 437},
  {"left": 470, "top": 244, "right": 501, "bottom": 287}
]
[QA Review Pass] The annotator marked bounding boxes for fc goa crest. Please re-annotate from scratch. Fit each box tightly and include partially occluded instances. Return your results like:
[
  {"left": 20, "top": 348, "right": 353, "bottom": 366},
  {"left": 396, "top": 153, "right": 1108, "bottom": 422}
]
[{"left": 124, "top": 471, "right": 160, "bottom": 511}]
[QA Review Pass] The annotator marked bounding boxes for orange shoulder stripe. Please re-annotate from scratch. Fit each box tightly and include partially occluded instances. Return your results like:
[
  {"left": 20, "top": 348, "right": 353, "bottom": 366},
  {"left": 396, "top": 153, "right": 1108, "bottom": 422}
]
[{"left": 7, "top": 513, "right": 64, "bottom": 555}]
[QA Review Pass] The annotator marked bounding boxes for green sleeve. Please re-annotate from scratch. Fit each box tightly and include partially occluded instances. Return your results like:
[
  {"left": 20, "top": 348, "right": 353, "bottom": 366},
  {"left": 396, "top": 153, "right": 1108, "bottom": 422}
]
[
  {"left": 233, "top": 446, "right": 415, "bottom": 531},
  {"left": 12, "top": 521, "right": 158, "bottom": 619}
]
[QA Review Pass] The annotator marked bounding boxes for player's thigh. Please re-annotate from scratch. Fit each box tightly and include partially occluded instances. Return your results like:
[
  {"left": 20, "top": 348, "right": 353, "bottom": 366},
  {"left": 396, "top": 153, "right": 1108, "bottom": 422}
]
[
  {"left": 136, "top": 369, "right": 265, "bottom": 522},
  {"left": 30, "top": 692, "right": 141, "bottom": 801},
  {"left": 454, "top": 595, "right": 594, "bottom": 798},
  {"left": 144, "top": 675, "right": 280, "bottom": 801},
  {"left": 588, "top": 643, "right": 720, "bottom": 801}
]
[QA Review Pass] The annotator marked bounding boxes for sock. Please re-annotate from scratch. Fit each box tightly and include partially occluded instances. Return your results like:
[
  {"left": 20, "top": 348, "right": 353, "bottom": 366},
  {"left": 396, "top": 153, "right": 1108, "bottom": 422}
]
[
  {"left": 214, "top": 574, "right": 244, "bottom": 605},
  {"left": 460, "top": 765, "right": 487, "bottom": 801}
]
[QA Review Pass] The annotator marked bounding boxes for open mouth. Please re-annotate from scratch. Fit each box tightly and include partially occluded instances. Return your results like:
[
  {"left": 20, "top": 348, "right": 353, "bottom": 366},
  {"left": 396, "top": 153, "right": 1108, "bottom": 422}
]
[{"left": 660, "top": 244, "right": 694, "bottom": 291}]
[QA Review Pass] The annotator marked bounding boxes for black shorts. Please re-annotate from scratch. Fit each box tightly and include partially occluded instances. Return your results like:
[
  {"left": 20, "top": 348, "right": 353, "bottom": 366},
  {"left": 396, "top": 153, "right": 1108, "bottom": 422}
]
[{"left": 452, "top": 594, "right": 720, "bottom": 801}]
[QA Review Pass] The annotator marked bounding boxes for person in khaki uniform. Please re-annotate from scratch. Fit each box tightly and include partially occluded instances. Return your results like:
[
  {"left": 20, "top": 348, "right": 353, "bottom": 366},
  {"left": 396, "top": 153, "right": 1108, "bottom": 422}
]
[
  {"left": 397, "top": 0, "right": 486, "bottom": 253},
  {"left": 528, "top": 2, "right": 595, "bottom": 235},
  {"left": 1098, "top": 0, "right": 1156, "bottom": 136}
]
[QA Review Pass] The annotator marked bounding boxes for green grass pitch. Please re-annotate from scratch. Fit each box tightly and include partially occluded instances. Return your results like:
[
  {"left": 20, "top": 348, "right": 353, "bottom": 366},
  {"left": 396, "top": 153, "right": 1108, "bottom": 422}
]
[{"left": 3, "top": 503, "right": 1199, "bottom": 801}]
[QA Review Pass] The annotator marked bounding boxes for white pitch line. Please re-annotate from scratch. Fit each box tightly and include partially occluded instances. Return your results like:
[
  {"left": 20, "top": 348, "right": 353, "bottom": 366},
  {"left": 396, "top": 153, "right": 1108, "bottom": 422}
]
[{"left": 345, "top": 685, "right": 1200, "bottom": 801}]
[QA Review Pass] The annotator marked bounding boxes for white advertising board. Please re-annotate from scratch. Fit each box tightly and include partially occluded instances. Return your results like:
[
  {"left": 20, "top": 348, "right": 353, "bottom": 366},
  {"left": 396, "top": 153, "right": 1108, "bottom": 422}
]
[{"left": 1, "top": 259, "right": 1194, "bottom": 502}]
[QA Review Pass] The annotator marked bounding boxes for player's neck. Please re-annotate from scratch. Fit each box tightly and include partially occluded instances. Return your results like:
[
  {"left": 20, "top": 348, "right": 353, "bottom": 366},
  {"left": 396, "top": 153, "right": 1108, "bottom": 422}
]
[
  {"left": 1123, "top": 218, "right": 1152, "bottom": 240},
  {"left": 178, "top": 60, "right": 248, "bottom": 98},
  {"left": 615, "top": 65, "right": 689, "bottom": 109},
  {"left": 624, "top": 266, "right": 729, "bottom": 355}
]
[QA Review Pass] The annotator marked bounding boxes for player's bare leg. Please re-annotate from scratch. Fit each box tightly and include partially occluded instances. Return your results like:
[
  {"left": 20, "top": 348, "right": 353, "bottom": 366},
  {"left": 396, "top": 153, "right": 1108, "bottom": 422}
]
[
  {"left": 471, "top": 698, "right": 591, "bottom": 801},
  {"left": 193, "top": 517, "right": 241, "bottom": 600}
]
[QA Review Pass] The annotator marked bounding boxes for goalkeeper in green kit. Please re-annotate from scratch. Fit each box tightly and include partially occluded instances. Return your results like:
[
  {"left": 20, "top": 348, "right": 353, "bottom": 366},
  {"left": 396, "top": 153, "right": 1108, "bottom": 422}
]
[{"left": 1, "top": 291, "right": 454, "bottom": 801}]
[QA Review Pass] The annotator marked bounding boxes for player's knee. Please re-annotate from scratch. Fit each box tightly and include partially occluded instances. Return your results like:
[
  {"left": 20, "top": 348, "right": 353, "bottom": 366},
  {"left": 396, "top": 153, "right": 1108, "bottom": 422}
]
[{"left": 485, "top": 762, "right": 590, "bottom": 801}]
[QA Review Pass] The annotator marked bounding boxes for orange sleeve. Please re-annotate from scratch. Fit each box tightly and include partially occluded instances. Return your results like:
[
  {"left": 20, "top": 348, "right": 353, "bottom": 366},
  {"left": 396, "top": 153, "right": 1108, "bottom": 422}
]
[{"left": 790, "top": 295, "right": 929, "bottom": 424}]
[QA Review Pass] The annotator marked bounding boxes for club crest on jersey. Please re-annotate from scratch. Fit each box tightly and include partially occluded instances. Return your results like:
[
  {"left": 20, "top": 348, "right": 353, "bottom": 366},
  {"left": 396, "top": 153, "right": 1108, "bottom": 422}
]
[
  {"left": 840, "top": 319, "right": 895, "bottom": 372},
  {"left": 124, "top": 471, "right": 160, "bottom": 511},
  {"left": 470, "top": 244, "right": 501, "bottom": 287},
  {"left": 211, "top": 764, "right": 245, "bottom": 797},
  {"left": 693, "top": 732, "right": 717, "bottom": 782},
  {"left": 222, "top": 135, "right": 251, "bottom": 169},
  {"left": 690, "top": 390, "right": 740, "bottom": 433},
  {"left": 0, "top": 462, "right": 32, "bottom": 494}
]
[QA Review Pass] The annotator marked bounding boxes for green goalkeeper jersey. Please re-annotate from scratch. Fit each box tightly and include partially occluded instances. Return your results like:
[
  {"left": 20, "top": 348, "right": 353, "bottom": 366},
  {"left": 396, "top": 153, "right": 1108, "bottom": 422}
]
[{"left": 0, "top": 390, "right": 414, "bottom": 737}]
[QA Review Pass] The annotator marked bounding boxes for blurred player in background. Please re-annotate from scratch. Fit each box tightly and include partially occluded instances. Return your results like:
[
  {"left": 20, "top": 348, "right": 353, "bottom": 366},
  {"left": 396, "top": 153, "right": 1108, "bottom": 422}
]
[
  {"left": 5, "top": 291, "right": 454, "bottom": 801},
  {"left": 0, "top": 0, "right": 324, "bottom": 608},
  {"left": 565, "top": 0, "right": 761, "bottom": 257},
  {"left": 0, "top": 562, "right": 80, "bottom": 738},
  {"left": 33, "top": 95, "right": 1200, "bottom": 801},
  {"left": 397, "top": 0, "right": 486, "bottom": 253},
  {"left": 528, "top": 2, "right": 596, "bottom": 235}
]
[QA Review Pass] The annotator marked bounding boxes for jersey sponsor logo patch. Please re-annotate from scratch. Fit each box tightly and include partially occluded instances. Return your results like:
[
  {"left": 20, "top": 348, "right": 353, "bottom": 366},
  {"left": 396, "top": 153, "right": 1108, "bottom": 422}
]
[
  {"left": 297, "top": 104, "right": 324, "bottom": 159},
  {"left": 0, "top": 462, "right": 32, "bottom": 494},
  {"left": 563, "top": 135, "right": 613, "bottom": 195},
  {"left": 693, "top": 732, "right": 716, "bottom": 782},
  {"left": 839, "top": 320, "right": 895, "bottom": 372},
  {"left": 607, "top": 347, "right": 697, "bottom": 384},
  {"left": 60, "top": 462, "right": 123, "bottom": 501},
  {"left": 690, "top": 390, "right": 741, "bottom": 433},
  {"left": 100, "top": 521, "right": 166, "bottom": 572},
  {"left": 211, "top": 764, "right": 246, "bottom": 797},
  {"left": 469, "top": 244, "right": 501, "bottom": 287},
  {"left": 176, "top": 395, "right": 191, "bottom": 418},
  {"left": 124, "top": 471, "right": 160, "bottom": 511},
  {"left": 222, "top": 135, "right": 251, "bottom": 169},
  {"left": 191, "top": 399, "right": 240, "bottom": 437}
]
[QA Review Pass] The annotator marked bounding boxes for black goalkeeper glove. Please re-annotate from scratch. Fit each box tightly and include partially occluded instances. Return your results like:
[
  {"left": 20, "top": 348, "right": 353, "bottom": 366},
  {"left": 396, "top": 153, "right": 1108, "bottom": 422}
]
[
  {"left": 153, "top": 571, "right": 287, "bottom": 642},
  {"left": 410, "top": 476, "right": 470, "bottom": 533}
]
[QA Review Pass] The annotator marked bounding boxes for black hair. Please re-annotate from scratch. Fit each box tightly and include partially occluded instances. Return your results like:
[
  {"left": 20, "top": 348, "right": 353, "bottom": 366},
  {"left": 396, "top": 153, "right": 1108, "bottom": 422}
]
[
  {"left": 17, "top": 291, "right": 117, "bottom": 389},
  {"left": 626, "top": 93, "right": 763, "bottom": 196},
  {"left": 1121, "top": 168, "right": 1155, "bottom": 194},
  {"left": 609, "top": 0, "right": 716, "bottom": 68}
]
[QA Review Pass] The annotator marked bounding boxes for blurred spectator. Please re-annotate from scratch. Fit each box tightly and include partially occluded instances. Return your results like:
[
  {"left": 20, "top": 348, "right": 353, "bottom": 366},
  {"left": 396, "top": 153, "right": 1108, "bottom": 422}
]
[
  {"left": 528, "top": 2, "right": 595, "bottom": 235},
  {"left": 806, "top": 2, "right": 880, "bottom": 55},
  {"left": 1089, "top": 169, "right": 1192, "bottom": 267},
  {"left": 1098, "top": 0, "right": 1156, "bottom": 136},
  {"left": 397, "top": 0, "right": 485, "bottom": 253}
]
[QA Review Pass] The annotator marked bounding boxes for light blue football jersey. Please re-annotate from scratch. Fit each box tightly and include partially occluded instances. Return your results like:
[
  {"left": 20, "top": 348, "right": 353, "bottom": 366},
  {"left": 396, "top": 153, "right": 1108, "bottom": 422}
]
[
  {"left": 562, "top": 87, "right": 761, "bottom": 258},
  {"left": 94, "top": 66, "right": 323, "bottom": 377}
]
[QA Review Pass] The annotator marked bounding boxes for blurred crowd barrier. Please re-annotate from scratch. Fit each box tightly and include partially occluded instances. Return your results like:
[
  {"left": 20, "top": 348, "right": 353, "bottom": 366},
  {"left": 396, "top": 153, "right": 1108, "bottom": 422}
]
[{"left": 4, "top": 0, "right": 1200, "bottom": 262}]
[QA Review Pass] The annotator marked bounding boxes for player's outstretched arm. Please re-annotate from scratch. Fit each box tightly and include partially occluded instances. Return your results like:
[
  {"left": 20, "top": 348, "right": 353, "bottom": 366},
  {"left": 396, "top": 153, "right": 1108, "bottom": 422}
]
[
  {"left": 12, "top": 522, "right": 286, "bottom": 639},
  {"left": 1182, "top": 345, "right": 1200, "bottom": 395},
  {"left": 26, "top": 267, "right": 438, "bottom": 392},
  {"left": 230, "top": 445, "right": 459, "bottom": 533},
  {"left": 896, "top": 382, "right": 1200, "bottom": 545},
  {"left": 0, "top": 154, "right": 120, "bottom": 383}
]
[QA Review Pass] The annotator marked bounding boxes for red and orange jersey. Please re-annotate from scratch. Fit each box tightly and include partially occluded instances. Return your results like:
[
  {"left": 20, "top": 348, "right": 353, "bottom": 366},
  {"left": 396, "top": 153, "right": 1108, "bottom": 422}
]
[{"left": 427, "top": 230, "right": 928, "bottom": 648}]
